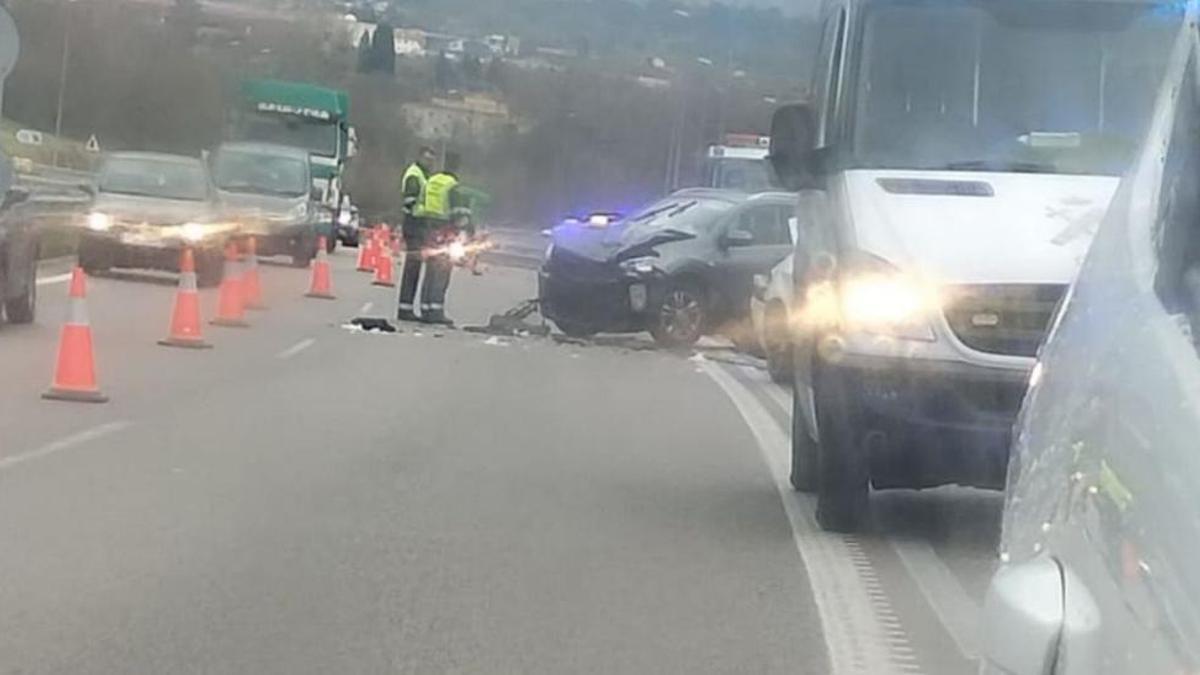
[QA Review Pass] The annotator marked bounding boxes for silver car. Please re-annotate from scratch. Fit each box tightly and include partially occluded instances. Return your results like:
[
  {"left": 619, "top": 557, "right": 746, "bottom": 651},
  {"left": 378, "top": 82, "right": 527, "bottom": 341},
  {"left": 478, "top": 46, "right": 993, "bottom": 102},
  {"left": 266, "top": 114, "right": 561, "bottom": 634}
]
[{"left": 980, "top": 7, "right": 1200, "bottom": 673}]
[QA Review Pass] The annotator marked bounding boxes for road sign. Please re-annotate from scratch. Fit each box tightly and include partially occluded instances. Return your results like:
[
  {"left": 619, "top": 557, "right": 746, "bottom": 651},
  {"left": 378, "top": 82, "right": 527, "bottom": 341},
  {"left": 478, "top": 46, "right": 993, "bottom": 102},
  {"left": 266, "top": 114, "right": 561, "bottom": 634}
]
[
  {"left": 15, "top": 129, "right": 43, "bottom": 146},
  {"left": 85, "top": 135, "right": 100, "bottom": 153}
]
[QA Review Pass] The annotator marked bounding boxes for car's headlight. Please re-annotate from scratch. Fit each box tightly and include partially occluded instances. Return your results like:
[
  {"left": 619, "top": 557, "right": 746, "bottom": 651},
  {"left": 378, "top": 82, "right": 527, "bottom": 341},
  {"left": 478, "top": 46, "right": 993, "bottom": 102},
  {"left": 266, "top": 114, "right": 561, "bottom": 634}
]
[
  {"left": 839, "top": 272, "right": 937, "bottom": 341},
  {"left": 87, "top": 212, "right": 112, "bottom": 231},
  {"left": 290, "top": 202, "right": 309, "bottom": 221},
  {"left": 620, "top": 257, "right": 659, "bottom": 276},
  {"left": 180, "top": 222, "right": 208, "bottom": 243}
]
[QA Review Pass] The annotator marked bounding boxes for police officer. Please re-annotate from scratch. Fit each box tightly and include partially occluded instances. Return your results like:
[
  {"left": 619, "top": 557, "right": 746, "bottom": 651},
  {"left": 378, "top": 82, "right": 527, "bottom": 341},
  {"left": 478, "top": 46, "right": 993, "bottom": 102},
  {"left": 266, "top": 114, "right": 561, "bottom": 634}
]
[
  {"left": 414, "top": 152, "right": 472, "bottom": 325},
  {"left": 397, "top": 146, "right": 437, "bottom": 321}
]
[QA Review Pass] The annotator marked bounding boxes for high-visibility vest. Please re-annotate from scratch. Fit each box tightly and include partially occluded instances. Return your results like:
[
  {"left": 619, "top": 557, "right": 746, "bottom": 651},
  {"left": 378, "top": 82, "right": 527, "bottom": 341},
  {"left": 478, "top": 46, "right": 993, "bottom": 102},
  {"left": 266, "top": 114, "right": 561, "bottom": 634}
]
[
  {"left": 401, "top": 162, "right": 428, "bottom": 195},
  {"left": 416, "top": 173, "right": 459, "bottom": 220}
]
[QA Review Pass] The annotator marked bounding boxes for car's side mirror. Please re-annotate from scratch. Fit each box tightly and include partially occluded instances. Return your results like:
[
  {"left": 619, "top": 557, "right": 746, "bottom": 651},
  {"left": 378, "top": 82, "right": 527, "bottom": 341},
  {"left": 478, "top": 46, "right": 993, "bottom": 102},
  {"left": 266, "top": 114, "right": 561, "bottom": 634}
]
[
  {"left": 722, "top": 229, "right": 755, "bottom": 248},
  {"left": 752, "top": 274, "right": 769, "bottom": 300},
  {"left": 980, "top": 558, "right": 1064, "bottom": 675},
  {"left": 769, "top": 102, "right": 820, "bottom": 191}
]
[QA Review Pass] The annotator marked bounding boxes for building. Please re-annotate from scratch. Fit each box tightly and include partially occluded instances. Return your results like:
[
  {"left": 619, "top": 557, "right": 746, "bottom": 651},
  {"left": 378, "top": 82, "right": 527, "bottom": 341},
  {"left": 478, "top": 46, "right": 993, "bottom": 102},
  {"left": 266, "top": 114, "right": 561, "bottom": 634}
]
[{"left": 402, "top": 95, "right": 514, "bottom": 143}]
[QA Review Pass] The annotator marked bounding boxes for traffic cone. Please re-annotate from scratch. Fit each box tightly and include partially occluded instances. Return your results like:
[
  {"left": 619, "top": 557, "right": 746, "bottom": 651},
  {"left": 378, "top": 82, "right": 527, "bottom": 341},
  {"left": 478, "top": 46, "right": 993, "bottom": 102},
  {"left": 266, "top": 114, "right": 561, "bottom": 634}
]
[
  {"left": 242, "top": 236, "right": 267, "bottom": 310},
  {"left": 372, "top": 245, "right": 396, "bottom": 288},
  {"left": 43, "top": 267, "right": 107, "bottom": 403},
  {"left": 159, "top": 248, "right": 212, "bottom": 349},
  {"left": 211, "top": 242, "right": 250, "bottom": 328},
  {"left": 355, "top": 228, "right": 374, "bottom": 272},
  {"left": 306, "top": 236, "right": 336, "bottom": 299}
]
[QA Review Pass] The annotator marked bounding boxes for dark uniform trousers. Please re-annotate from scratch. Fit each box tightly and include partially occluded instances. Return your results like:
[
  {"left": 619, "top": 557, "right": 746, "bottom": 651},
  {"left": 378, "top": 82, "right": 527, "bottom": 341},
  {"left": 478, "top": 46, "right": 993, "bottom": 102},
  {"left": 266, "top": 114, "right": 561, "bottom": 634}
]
[
  {"left": 397, "top": 216, "right": 426, "bottom": 314},
  {"left": 398, "top": 219, "right": 454, "bottom": 317}
]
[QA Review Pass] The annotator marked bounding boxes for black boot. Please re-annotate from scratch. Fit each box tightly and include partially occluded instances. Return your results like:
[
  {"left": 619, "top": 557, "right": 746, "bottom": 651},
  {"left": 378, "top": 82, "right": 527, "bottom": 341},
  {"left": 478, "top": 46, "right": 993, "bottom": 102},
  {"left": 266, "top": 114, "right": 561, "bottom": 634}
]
[
  {"left": 397, "top": 309, "right": 419, "bottom": 322},
  {"left": 421, "top": 312, "right": 454, "bottom": 327}
]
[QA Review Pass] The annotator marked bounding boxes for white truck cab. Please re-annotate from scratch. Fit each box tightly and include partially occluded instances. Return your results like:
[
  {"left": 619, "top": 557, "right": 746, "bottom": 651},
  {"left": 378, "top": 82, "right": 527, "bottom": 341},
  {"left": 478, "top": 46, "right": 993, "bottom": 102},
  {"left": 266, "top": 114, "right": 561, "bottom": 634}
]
[{"left": 768, "top": 0, "right": 1180, "bottom": 532}]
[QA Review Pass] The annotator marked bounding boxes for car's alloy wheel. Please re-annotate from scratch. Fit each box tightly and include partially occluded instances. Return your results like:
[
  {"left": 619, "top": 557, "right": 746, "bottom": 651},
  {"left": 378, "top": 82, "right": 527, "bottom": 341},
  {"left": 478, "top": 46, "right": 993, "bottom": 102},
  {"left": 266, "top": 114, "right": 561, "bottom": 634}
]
[{"left": 651, "top": 283, "right": 705, "bottom": 347}]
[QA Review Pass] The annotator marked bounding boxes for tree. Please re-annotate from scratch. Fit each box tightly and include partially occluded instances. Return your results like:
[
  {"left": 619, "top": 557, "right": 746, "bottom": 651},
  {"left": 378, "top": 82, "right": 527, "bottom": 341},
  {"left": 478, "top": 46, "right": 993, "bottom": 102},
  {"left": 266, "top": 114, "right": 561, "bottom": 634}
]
[
  {"left": 371, "top": 23, "right": 396, "bottom": 75},
  {"left": 356, "top": 30, "right": 374, "bottom": 73}
]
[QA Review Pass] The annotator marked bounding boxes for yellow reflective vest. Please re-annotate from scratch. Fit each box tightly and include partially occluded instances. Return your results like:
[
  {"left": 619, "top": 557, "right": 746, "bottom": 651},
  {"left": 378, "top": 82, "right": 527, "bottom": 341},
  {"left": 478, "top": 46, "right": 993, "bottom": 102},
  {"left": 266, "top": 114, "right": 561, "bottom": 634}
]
[{"left": 416, "top": 173, "right": 459, "bottom": 220}]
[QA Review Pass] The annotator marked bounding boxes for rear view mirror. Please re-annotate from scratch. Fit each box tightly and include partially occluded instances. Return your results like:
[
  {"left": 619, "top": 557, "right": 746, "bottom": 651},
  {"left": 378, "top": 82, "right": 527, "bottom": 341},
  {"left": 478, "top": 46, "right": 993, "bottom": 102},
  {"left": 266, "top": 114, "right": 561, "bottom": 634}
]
[
  {"left": 753, "top": 274, "right": 769, "bottom": 300},
  {"left": 722, "top": 229, "right": 755, "bottom": 248},
  {"left": 769, "top": 103, "right": 819, "bottom": 191}
]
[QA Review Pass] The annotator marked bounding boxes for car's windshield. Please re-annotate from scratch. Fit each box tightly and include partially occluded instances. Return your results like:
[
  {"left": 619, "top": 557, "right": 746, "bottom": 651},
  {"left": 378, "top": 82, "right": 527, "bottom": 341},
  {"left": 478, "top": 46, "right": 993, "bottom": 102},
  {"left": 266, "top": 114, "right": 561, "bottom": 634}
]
[
  {"left": 213, "top": 150, "right": 309, "bottom": 197},
  {"left": 238, "top": 113, "right": 338, "bottom": 157},
  {"left": 97, "top": 157, "right": 209, "bottom": 201},
  {"left": 852, "top": 1, "right": 1180, "bottom": 174}
]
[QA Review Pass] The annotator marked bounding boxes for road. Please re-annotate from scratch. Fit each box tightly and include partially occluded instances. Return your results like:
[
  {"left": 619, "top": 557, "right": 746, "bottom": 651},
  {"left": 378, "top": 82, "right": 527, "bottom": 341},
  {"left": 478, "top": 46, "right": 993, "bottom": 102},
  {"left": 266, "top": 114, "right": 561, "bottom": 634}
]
[{"left": 0, "top": 245, "right": 999, "bottom": 675}]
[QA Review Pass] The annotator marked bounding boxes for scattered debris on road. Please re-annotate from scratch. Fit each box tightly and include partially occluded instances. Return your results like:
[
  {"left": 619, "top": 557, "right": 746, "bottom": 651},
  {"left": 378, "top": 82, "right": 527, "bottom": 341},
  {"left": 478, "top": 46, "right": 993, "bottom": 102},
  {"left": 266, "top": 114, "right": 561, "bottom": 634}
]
[{"left": 341, "top": 317, "right": 400, "bottom": 334}]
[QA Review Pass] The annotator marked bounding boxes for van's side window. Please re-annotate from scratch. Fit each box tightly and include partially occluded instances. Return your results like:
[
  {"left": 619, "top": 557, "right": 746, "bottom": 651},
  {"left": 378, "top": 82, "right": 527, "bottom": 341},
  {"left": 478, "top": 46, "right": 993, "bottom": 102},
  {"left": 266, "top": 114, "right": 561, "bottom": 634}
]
[{"left": 1153, "top": 55, "right": 1200, "bottom": 336}]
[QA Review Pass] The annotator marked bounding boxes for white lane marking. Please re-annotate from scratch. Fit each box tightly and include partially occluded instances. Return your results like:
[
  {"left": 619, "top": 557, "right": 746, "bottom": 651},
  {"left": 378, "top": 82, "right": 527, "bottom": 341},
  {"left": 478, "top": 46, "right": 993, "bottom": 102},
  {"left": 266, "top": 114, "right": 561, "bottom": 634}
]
[
  {"left": 0, "top": 421, "right": 133, "bottom": 472},
  {"left": 891, "top": 538, "right": 981, "bottom": 659},
  {"left": 700, "top": 361, "right": 912, "bottom": 675},
  {"left": 359, "top": 301, "right": 374, "bottom": 314},
  {"left": 731, "top": 363, "right": 983, "bottom": 665},
  {"left": 36, "top": 273, "right": 72, "bottom": 286},
  {"left": 277, "top": 338, "right": 316, "bottom": 360}
]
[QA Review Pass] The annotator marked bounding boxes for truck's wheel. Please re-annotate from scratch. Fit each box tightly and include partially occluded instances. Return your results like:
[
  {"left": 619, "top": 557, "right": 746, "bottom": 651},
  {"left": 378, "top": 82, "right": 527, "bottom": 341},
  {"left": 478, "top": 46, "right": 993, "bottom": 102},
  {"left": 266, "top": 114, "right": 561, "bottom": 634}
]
[
  {"left": 555, "top": 320, "right": 597, "bottom": 339},
  {"left": 5, "top": 259, "right": 36, "bottom": 324},
  {"left": 813, "top": 361, "right": 869, "bottom": 533},
  {"left": 292, "top": 247, "right": 315, "bottom": 269},
  {"left": 650, "top": 279, "right": 707, "bottom": 348},
  {"left": 790, "top": 377, "right": 818, "bottom": 493}
]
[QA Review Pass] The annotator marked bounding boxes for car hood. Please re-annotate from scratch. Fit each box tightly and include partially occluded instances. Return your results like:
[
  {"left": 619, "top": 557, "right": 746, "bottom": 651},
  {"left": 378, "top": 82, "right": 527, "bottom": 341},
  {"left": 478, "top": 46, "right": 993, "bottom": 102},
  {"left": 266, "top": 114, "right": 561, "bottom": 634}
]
[
  {"left": 843, "top": 170, "right": 1120, "bottom": 284},
  {"left": 551, "top": 220, "right": 698, "bottom": 263},
  {"left": 93, "top": 193, "right": 217, "bottom": 225}
]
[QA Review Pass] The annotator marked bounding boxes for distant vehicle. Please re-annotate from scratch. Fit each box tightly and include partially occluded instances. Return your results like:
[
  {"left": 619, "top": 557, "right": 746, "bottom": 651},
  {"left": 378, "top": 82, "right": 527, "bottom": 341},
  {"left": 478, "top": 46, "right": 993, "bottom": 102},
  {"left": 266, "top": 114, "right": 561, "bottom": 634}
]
[
  {"left": 336, "top": 200, "right": 361, "bottom": 247},
  {"left": 981, "top": 14, "right": 1199, "bottom": 673},
  {"left": 768, "top": 0, "right": 1180, "bottom": 531},
  {"left": 703, "top": 133, "right": 771, "bottom": 192},
  {"left": 228, "top": 78, "right": 357, "bottom": 254},
  {"left": 0, "top": 154, "right": 38, "bottom": 325},
  {"left": 750, "top": 231, "right": 797, "bottom": 383},
  {"left": 539, "top": 189, "right": 795, "bottom": 346},
  {"left": 211, "top": 142, "right": 319, "bottom": 268},
  {"left": 79, "top": 152, "right": 232, "bottom": 287}
]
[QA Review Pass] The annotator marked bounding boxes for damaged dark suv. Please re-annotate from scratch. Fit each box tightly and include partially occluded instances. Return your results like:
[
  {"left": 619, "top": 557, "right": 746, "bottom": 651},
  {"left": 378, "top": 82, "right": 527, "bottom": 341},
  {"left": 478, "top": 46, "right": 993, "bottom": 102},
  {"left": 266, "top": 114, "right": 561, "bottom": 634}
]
[{"left": 539, "top": 189, "right": 796, "bottom": 347}]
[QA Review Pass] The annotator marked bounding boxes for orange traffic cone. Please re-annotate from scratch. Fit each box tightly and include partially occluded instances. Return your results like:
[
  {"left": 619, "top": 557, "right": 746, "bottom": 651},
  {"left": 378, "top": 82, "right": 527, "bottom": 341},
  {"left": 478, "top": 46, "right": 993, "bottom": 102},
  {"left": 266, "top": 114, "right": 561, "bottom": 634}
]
[
  {"left": 372, "top": 245, "right": 396, "bottom": 288},
  {"left": 242, "top": 236, "right": 267, "bottom": 310},
  {"left": 211, "top": 242, "right": 250, "bottom": 328},
  {"left": 159, "top": 248, "right": 212, "bottom": 349},
  {"left": 355, "top": 229, "right": 374, "bottom": 272},
  {"left": 306, "top": 236, "right": 336, "bottom": 299},
  {"left": 43, "top": 267, "right": 107, "bottom": 403}
]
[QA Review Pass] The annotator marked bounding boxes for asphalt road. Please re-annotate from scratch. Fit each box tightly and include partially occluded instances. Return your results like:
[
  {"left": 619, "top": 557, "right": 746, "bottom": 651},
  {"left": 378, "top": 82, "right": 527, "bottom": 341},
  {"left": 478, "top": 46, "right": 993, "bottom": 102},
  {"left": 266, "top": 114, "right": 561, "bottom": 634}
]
[{"left": 0, "top": 246, "right": 998, "bottom": 674}]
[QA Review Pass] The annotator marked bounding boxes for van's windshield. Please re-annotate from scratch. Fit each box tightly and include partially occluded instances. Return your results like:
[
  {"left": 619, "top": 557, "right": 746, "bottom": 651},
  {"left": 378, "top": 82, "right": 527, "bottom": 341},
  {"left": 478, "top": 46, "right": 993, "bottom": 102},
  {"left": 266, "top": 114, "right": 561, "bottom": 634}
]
[{"left": 851, "top": 1, "right": 1181, "bottom": 175}]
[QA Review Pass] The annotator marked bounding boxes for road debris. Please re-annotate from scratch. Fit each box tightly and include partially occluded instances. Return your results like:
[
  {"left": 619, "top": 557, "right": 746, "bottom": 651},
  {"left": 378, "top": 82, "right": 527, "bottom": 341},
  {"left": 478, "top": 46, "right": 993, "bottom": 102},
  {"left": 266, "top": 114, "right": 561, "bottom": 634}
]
[{"left": 341, "top": 317, "right": 399, "bottom": 334}]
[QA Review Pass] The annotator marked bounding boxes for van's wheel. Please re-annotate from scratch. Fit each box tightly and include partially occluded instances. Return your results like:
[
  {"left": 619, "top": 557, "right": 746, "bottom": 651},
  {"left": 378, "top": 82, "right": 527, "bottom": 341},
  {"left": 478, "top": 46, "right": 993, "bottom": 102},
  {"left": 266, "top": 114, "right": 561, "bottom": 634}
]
[
  {"left": 650, "top": 279, "right": 707, "bottom": 348},
  {"left": 813, "top": 360, "right": 869, "bottom": 533},
  {"left": 77, "top": 240, "right": 109, "bottom": 275},
  {"left": 292, "top": 249, "right": 314, "bottom": 269},
  {"left": 325, "top": 235, "right": 337, "bottom": 254},
  {"left": 555, "top": 320, "right": 597, "bottom": 339},
  {"left": 765, "top": 305, "right": 793, "bottom": 384},
  {"left": 5, "top": 259, "right": 36, "bottom": 324},
  {"left": 790, "top": 374, "right": 818, "bottom": 493}
]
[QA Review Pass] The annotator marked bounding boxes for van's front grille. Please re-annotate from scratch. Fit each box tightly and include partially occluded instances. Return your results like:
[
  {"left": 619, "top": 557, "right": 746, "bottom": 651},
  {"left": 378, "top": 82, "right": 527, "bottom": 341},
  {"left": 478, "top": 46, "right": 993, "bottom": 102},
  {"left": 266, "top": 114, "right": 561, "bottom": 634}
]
[{"left": 943, "top": 284, "right": 1067, "bottom": 358}]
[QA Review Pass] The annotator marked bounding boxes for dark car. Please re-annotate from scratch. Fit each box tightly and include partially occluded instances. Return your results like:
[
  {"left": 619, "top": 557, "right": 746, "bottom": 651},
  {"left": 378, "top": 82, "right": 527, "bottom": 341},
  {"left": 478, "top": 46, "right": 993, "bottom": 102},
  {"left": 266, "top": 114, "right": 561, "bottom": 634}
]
[
  {"left": 539, "top": 189, "right": 796, "bottom": 346},
  {"left": 212, "top": 142, "right": 320, "bottom": 267},
  {"left": 79, "top": 152, "right": 233, "bottom": 287},
  {"left": 0, "top": 155, "right": 39, "bottom": 325}
]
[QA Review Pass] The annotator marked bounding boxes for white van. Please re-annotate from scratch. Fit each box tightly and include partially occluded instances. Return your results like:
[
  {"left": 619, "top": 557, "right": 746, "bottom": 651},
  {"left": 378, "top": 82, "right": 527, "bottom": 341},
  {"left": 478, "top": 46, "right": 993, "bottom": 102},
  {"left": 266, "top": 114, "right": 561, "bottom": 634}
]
[{"left": 768, "top": 0, "right": 1180, "bottom": 532}]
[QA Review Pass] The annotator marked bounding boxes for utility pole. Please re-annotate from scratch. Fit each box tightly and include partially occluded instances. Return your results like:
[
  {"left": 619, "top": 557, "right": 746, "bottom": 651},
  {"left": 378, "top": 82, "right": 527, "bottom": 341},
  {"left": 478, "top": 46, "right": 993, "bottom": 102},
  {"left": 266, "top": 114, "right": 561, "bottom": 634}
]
[{"left": 52, "top": 0, "right": 73, "bottom": 167}]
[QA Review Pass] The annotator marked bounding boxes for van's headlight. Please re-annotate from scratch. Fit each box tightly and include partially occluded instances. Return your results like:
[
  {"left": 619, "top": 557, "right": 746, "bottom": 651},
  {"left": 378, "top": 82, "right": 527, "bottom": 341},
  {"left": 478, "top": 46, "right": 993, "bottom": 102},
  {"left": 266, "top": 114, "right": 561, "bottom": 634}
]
[
  {"left": 87, "top": 212, "right": 112, "bottom": 231},
  {"left": 620, "top": 257, "right": 659, "bottom": 276},
  {"left": 839, "top": 269, "right": 937, "bottom": 341},
  {"left": 180, "top": 222, "right": 208, "bottom": 243}
]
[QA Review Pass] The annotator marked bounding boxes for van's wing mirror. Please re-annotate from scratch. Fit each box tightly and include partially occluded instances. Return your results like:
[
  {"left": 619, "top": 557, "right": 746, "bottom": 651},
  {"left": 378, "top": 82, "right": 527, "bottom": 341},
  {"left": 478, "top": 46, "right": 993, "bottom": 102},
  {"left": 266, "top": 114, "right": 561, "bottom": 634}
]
[
  {"left": 980, "top": 558, "right": 1064, "bottom": 675},
  {"left": 768, "top": 103, "right": 819, "bottom": 191}
]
